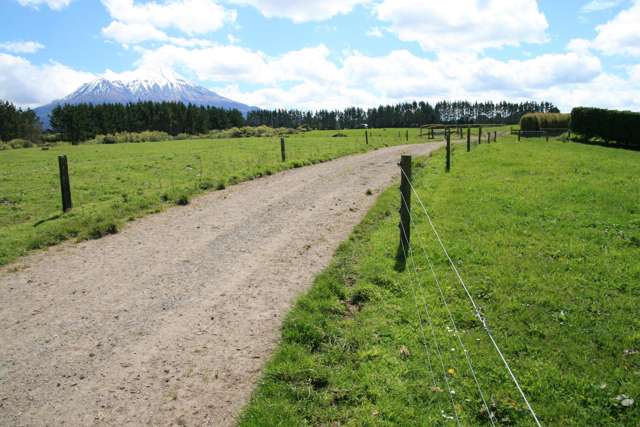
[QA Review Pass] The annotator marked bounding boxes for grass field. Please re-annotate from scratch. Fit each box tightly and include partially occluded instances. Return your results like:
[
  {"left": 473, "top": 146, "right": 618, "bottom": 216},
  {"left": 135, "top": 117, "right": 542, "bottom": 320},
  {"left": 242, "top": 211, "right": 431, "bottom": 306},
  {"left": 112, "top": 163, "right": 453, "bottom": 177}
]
[
  {"left": 240, "top": 137, "right": 640, "bottom": 425},
  {"left": 0, "top": 128, "right": 440, "bottom": 266}
]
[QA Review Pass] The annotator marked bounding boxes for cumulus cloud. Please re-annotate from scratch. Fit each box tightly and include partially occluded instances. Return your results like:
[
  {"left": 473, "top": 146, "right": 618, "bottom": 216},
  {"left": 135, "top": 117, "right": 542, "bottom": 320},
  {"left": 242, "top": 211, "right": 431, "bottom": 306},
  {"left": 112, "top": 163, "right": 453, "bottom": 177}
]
[
  {"left": 0, "top": 41, "right": 45, "bottom": 54},
  {"left": 228, "top": 0, "right": 369, "bottom": 22},
  {"left": 581, "top": 0, "right": 624, "bottom": 13},
  {"left": 119, "top": 40, "right": 616, "bottom": 112},
  {"left": 0, "top": 53, "right": 94, "bottom": 108},
  {"left": 100, "top": 0, "right": 236, "bottom": 46},
  {"left": 375, "top": 0, "right": 548, "bottom": 52},
  {"left": 16, "top": 0, "right": 72, "bottom": 10},
  {"left": 592, "top": 0, "right": 640, "bottom": 56}
]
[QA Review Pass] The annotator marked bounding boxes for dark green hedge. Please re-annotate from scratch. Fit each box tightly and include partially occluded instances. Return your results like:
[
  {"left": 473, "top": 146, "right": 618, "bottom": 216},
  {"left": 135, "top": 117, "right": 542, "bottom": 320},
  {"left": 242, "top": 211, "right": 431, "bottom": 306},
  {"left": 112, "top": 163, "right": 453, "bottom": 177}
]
[
  {"left": 520, "top": 113, "right": 570, "bottom": 132},
  {"left": 571, "top": 107, "right": 640, "bottom": 147}
]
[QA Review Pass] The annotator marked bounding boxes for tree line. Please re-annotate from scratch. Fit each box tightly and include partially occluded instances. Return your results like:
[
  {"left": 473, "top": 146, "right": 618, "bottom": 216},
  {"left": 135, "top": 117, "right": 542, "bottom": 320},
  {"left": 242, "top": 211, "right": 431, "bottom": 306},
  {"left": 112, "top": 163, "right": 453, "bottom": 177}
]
[
  {"left": 0, "top": 101, "right": 42, "bottom": 143},
  {"left": 247, "top": 101, "right": 559, "bottom": 129},
  {"left": 0, "top": 98, "right": 560, "bottom": 144},
  {"left": 50, "top": 102, "right": 245, "bottom": 143}
]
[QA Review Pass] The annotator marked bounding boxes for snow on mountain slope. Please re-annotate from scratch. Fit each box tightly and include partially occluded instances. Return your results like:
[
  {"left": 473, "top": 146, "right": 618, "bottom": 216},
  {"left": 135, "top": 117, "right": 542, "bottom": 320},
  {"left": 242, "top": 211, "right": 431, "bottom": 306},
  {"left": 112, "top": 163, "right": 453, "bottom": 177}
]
[{"left": 35, "top": 72, "right": 256, "bottom": 128}]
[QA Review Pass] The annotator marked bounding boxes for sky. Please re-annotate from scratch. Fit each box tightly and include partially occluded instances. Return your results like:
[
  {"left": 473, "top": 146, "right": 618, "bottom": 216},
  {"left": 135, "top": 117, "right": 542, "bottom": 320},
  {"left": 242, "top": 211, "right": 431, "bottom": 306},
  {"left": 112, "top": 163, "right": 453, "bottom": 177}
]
[{"left": 1, "top": 0, "right": 639, "bottom": 112}]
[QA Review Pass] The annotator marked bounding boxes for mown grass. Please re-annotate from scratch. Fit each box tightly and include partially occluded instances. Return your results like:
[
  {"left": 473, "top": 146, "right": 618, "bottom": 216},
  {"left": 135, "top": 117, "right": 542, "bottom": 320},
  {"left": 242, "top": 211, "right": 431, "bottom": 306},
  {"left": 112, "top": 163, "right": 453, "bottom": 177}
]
[
  {"left": 0, "top": 128, "right": 429, "bottom": 265},
  {"left": 240, "top": 137, "right": 640, "bottom": 426}
]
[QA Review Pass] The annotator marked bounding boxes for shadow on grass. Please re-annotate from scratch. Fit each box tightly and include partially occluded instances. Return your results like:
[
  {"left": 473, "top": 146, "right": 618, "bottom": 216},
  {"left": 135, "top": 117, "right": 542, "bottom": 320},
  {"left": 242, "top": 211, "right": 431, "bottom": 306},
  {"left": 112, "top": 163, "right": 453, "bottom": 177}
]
[
  {"left": 569, "top": 138, "right": 640, "bottom": 152},
  {"left": 394, "top": 242, "right": 406, "bottom": 272},
  {"left": 33, "top": 213, "right": 62, "bottom": 227}
]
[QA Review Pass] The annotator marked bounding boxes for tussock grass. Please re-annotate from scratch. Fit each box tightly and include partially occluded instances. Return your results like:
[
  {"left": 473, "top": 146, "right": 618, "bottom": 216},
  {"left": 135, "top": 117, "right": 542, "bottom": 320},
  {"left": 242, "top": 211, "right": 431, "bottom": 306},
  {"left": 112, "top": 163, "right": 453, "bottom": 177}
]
[
  {"left": 0, "top": 128, "right": 423, "bottom": 265},
  {"left": 240, "top": 137, "right": 640, "bottom": 425}
]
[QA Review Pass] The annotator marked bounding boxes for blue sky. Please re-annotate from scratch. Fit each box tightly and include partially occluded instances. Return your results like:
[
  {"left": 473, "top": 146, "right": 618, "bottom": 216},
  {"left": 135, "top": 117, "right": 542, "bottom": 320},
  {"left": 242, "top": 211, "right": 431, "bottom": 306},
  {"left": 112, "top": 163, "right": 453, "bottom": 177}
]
[{"left": 1, "top": 0, "right": 639, "bottom": 111}]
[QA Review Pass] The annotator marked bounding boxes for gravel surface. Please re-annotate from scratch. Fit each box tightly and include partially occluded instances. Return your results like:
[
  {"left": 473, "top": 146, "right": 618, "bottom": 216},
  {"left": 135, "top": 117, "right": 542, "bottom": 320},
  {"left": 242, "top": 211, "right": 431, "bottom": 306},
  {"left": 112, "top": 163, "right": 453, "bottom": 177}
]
[{"left": 0, "top": 142, "right": 442, "bottom": 426}]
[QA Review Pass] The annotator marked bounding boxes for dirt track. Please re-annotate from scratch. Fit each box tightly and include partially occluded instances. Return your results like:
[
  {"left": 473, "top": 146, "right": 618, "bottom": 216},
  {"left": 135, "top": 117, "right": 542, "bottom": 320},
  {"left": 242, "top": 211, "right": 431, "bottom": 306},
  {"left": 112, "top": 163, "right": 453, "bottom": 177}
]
[{"left": 0, "top": 142, "right": 443, "bottom": 426}]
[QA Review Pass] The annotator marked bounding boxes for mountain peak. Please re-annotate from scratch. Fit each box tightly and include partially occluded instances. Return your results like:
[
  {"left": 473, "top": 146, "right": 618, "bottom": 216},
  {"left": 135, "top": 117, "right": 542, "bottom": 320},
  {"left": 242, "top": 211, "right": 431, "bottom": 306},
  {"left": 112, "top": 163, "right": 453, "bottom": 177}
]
[{"left": 35, "top": 72, "right": 257, "bottom": 129}]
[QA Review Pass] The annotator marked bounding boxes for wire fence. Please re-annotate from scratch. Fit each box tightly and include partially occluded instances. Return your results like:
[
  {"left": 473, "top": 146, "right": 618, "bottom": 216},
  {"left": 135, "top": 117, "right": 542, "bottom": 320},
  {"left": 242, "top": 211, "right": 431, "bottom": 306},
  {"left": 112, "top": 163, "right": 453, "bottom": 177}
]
[{"left": 396, "top": 140, "right": 543, "bottom": 425}]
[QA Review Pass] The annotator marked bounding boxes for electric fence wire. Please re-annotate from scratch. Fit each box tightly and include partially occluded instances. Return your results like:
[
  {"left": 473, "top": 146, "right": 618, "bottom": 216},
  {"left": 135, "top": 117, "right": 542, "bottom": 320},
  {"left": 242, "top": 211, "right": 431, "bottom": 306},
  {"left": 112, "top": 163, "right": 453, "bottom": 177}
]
[
  {"left": 399, "top": 220, "right": 461, "bottom": 425},
  {"left": 400, "top": 168, "right": 543, "bottom": 427},
  {"left": 401, "top": 192, "right": 496, "bottom": 426}
]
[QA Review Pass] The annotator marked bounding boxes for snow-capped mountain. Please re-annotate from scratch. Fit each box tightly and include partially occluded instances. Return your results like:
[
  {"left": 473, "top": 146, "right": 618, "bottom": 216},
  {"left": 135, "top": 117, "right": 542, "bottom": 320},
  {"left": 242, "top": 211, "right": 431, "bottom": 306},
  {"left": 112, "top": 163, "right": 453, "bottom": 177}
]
[{"left": 35, "top": 71, "right": 256, "bottom": 128}]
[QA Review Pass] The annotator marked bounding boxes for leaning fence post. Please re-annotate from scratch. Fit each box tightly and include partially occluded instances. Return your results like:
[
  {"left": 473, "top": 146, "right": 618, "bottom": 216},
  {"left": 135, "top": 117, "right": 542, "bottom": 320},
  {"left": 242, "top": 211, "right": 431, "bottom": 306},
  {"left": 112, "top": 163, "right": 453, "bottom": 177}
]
[
  {"left": 58, "top": 155, "right": 72, "bottom": 213},
  {"left": 399, "top": 155, "right": 412, "bottom": 257},
  {"left": 280, "top": 137, "right": 286, "bottom": 161},
  {"left": 467, "top": 127, "right": 471, "bottom": 152},
  {"left": 446, "top": 129, "right": 451, "bottom": 172}
]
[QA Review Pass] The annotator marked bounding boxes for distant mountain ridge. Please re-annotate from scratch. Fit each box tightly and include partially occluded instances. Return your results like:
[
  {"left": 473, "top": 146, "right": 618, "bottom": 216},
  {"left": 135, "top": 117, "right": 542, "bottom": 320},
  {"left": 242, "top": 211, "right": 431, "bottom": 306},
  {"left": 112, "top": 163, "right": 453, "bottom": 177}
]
[{"left": 35, "top": 72, "right": 256, "bottom": 129}]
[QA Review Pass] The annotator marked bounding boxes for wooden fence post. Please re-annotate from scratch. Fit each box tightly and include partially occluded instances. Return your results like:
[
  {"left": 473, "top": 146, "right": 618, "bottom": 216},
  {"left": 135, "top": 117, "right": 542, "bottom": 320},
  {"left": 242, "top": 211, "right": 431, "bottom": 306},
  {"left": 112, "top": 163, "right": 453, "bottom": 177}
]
[
  {"left": 365, "top": 130, "right": 369, "bottom": 145},
  {"left": 487, "top": 133, "right": 490, "bottom": 144},
  {"left": 467, "top": 127, "right": 471, "bottom": 152},
  {"left": 406, "top": 129, "right": 409, "bottom": 142},
  {"left": 280, "top": 137, "right": 286, "bottom": 161},
  {"left": 494, "top": 131, "right": 497, "bottom": 142},
  {"left": 518, "top": 130, "right": 521, "bottom": 141},
  {"left": 58, "top": 155, "right": 72, "bottom": 213},
  {"left": 446, "top": 129, "right": 451, "bottom": 172},
  {"left": 399, "top": 155, "right": 412, "bottom": 256},
  {"left": 479, "top": 126, "right": 483, "bottom": 145}
]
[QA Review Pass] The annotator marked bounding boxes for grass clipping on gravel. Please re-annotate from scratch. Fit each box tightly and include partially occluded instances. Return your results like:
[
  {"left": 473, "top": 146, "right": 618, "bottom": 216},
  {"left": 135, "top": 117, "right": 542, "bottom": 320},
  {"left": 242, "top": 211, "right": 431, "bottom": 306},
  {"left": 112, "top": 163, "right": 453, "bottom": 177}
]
[{"left": 240, "top": 138, "right": 640, "bottom": 426}]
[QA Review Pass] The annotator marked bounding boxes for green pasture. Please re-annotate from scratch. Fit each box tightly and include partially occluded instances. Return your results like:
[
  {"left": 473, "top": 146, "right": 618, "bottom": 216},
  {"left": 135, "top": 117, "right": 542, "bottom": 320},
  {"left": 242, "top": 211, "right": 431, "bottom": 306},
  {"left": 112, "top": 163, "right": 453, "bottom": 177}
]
[
  {"left": 240, "top": 136, "right": 640, "bottom": 426},
  {"left": 0, "top": 128, "right": 433, "bottom": 265}
]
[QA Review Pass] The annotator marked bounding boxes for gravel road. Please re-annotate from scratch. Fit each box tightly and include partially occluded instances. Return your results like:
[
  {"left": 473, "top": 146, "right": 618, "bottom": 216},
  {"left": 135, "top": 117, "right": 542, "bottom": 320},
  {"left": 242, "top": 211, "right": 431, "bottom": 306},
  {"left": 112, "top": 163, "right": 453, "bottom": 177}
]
[{"left": 0, "top": 142, "right": 443, "bottom": 426}]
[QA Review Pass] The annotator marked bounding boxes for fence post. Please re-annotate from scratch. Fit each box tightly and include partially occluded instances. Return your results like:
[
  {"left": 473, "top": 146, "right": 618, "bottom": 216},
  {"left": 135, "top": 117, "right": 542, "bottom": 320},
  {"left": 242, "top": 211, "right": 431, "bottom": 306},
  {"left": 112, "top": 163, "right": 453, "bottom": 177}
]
[
  {"left": 478, "top": 126, "right": 482, "bottom": 145},
  {"left": 467, "top": 127, "right": 471, "bottom": 152},
  {"left": 280, "top": 137, "right": 286, "bottom": 161},
  {"left": 518, "top": 130, "right": 521, "bottom": 141},
  {"left": 487, "top": 133, "right": 490, "bottom": 144},
  {"left": 446, "top": 129, "right": 451, "bottom": 172},
  {"left": 431, "top": 128, "right": 434, "bottom": 140},
  {"left": 494, "top": 131, "right": 497, "bottom": 142},
  {"left": 545, "top": 132, "right": 549, "bottom": 142},
  {"left": 58, "top": 155, "right": 72, "bottom": 213},
  {"left": 399, "top": 155, "right": 412, "bottom": 257},
  {"left": 365, "top": 130, "right": 369, "bottom": 145},
  {"left": 406, "top": 129, "right": 409, "bottom": 142}
]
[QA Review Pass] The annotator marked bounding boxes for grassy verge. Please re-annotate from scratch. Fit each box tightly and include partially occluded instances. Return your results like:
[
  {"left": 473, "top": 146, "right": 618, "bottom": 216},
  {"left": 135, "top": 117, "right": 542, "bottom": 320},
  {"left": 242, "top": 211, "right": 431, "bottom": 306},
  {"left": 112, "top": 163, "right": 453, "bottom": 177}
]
[
  {"left": 0, "top": 128, "right": 430, "bottom": 265},
  {"left": 240, "top": 137, "right": 640, "bottom": 426}
]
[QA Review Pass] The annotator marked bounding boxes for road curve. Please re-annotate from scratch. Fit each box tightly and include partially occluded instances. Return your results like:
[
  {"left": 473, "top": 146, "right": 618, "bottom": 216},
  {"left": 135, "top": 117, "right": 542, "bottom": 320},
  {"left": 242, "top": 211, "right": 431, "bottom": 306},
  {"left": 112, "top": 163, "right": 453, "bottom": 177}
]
[{"left": 0, "top": 141, "right": 443, "bottom": 426}]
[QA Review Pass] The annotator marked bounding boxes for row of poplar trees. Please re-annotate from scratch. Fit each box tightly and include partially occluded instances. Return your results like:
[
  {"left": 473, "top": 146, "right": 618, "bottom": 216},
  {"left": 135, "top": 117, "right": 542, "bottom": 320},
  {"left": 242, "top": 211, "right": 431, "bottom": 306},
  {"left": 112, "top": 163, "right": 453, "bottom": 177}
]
[{"left": 246, "top": 101, "right": 559, "bottom": 130}]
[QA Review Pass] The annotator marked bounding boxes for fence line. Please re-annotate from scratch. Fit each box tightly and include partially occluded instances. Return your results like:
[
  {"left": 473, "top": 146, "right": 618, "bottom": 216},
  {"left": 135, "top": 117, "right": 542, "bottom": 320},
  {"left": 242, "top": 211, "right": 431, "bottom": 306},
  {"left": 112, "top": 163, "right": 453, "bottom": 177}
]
[
  {"left": 398, "top": 220, "right": 462, "bottom": 425},
  {"left": 399, "top": 166, "right": 543, "bottom": 427},
  {"left": 400, "top": 191, "right": 496, "bottom": 425}
]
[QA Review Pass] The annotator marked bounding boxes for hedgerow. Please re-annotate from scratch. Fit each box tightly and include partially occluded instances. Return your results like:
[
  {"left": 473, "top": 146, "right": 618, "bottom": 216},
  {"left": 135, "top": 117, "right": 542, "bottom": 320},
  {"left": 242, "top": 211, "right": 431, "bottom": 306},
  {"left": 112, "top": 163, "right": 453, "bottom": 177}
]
[{"left": 571, "top": 107, "right": 640, "bottom": 147}]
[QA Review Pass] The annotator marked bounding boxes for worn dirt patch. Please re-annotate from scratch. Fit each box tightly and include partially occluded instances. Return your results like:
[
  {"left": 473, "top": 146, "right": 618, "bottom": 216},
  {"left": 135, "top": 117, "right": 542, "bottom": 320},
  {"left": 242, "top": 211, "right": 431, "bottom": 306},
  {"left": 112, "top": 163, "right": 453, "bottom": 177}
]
[{"left": 0, "top": 142, "right": 442, "bottom": 426}]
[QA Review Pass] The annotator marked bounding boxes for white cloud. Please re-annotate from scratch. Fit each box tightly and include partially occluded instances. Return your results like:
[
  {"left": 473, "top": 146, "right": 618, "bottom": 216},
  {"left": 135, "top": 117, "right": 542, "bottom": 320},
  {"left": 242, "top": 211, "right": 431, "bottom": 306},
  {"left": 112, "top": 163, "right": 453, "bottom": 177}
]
[
  {"left": 0, "top": 41, "right": 45, "bottom": 54},
  {"left": 101, "top": 0, "right": 236, "bottom": 45},
  {"left": 375, "top": 0, "right": 548, "bottom": 52},
  {"left": 366, "top": 27, "right": 384, "bottom": 38},
  {"left": 0, "top": 53, "right": 94, "bottom": 108},
  {"left": 593, "top": 0, "right": 640, "bottom": 56},
  {"left": 228, "top": 0, "right": 369, "bottom": 23},
  {"left": 581, "top": 0, "right": 624, "bottom": 13},
  {"left": 121, "top": 41, "right": 619, "bottom": 113},
  {"left": 16, "top": 0, "right": 72, "bottom": 10},
  {"left": 102, "top": 21, "right": 169, "bottom": 45}
]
